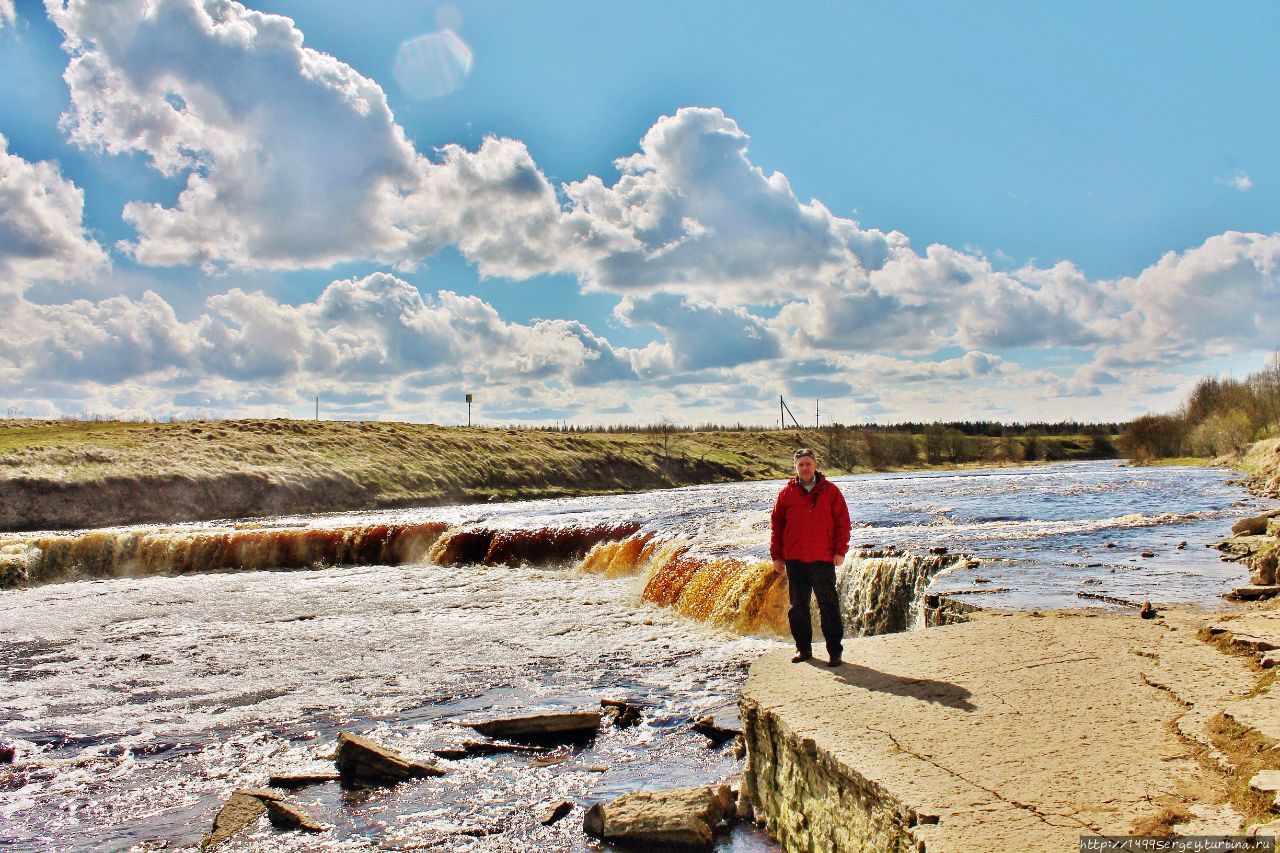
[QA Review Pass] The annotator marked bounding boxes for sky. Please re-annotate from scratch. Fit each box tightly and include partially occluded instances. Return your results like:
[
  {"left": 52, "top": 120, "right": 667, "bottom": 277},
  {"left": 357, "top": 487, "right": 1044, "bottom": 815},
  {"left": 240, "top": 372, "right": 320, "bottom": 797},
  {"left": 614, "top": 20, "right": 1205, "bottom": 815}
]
[{"left": 0, "top": 0, "right": 1277, "bottom": 427}]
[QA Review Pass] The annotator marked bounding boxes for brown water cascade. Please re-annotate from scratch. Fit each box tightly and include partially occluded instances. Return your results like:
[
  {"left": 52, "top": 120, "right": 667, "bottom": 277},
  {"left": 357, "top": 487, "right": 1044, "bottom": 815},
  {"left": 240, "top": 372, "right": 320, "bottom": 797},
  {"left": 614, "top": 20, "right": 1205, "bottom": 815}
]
[
  {"left": 1, "top": 518, "right": 958, "bottom": 641},
  {"left": 580, "top": 534, "right": 961, "bottom": 638}
]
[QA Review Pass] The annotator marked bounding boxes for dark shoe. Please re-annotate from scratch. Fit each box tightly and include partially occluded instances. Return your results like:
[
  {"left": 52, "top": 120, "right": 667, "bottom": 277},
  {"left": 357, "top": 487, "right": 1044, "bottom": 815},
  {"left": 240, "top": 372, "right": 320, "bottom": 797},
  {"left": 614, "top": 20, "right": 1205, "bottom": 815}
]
[
  {"left": 791, "top": 651, "right": 812, "bottom": 663},
  {"left": 827, "top": 655, "right": 842, "bottom": 667}
]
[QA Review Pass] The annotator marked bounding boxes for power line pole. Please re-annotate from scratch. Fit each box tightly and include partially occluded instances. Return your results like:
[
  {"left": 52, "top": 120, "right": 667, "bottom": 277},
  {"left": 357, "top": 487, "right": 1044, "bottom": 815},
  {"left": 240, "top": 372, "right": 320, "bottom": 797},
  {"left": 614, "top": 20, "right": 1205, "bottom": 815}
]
[
  {"left": 315, "top": 396, "right": 319, "bottom": 421},
  {"left": 465, "top": 393, "right": 473, "bottom": 427}
]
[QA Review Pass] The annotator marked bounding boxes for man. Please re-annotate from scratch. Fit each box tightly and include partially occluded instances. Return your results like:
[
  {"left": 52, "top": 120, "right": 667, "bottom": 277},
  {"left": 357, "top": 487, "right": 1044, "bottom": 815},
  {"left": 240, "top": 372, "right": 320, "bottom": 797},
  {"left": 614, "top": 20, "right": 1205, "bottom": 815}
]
[{"left": 770, "top": 448, "right": 851, "bottom": 666}]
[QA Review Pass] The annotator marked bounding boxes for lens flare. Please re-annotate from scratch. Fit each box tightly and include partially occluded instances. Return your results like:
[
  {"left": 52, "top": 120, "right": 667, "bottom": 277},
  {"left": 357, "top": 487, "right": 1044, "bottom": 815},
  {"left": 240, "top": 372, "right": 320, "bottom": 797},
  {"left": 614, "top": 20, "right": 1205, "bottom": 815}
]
[{"left": 394, "top": 29, "right": 473, "bottom": 100}]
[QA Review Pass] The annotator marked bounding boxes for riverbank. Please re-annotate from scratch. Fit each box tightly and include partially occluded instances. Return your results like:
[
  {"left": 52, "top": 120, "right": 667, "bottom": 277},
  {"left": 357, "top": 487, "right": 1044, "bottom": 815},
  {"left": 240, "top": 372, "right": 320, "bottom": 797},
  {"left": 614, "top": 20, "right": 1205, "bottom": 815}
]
[
  {"left": 0, "top": 419, "right": 1111, "bottom": 531},
  {"left": 738, "top": 439, "right": 1280, "bottom": 849},
  {"left": 741, "top": 602, "right": 1280, "bottom": 849}
]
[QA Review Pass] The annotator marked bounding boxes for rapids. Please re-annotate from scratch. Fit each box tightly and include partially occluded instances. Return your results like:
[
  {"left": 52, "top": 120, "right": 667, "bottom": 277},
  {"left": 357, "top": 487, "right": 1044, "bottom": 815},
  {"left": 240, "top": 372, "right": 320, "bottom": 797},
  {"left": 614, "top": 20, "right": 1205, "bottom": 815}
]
[{"left": 0, "top": 460, "right": 1260, "bottom": 850}]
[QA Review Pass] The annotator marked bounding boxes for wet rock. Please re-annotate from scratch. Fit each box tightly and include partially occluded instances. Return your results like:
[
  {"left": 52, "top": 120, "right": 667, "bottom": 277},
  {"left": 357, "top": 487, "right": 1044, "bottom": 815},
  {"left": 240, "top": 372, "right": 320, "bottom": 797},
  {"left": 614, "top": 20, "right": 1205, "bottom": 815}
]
[
  {"left": 432, "top": 740, "right": 549, "bottom": 760},
  {"left": 461, "top": 711, "right": 601, "bottom": 741},
  {"left": 1226, "top": 585, "right": 1280, "bottom": 602},
  {"left": 1081, "top": 578, "right": 1102, "bottom": 585},
  {"left": 973, "top": 576, "right": 990, "bottom": 583},
  {"left": 583, "top": 786, "right": 725, "bottom": 849},
  {"left": 928, "top": 546, "right": 947, "bottom": 555},
  {"left": 1261, "top": 651, "right": 1279, "bottom": 669},
  {"left": 0, "top": 742, "right": 14, "bottom": 764},
  {"left": 1177, "top": 541, "right": 1187, "bottom": 549},
  {"left": 268, "top": 772, "right": 341, "bottom": 789},
  {"left": 334, "top": 732, "right": 445, "bottom": 787},
  {"left": 1140, "top": 601, "right": 1157, "bottom": 620},
  {"left": 1140, "top": 552, "right": 1156, "bottom": 558},
  {"left": 1233, "top": 510, "right": 1280, "bottom": 536},
  {"left": 264, "top": 798, "right": 326, "bottom": 833},
  {"left": 200, "top": 788, "right": 282, "bottom": 849},
  {"left": 540, "top": 799, "right": 574, "bottom": 826},
  {"left": 601, "top": 698, "right": 643, "bottom": 728},
  {"left": 1105, "top": 542, "right": 1117, "bottom": 548},
  {"left": 692, "top": 711, "right": 742, "bottom": 745}
]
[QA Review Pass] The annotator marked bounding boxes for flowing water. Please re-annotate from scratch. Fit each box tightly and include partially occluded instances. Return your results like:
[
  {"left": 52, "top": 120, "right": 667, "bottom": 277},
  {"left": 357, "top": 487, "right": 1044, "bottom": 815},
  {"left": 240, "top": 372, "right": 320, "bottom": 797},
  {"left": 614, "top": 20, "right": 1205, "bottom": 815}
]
[{"left": 0, "top": 461, "right": 1260, "bottom": 850}]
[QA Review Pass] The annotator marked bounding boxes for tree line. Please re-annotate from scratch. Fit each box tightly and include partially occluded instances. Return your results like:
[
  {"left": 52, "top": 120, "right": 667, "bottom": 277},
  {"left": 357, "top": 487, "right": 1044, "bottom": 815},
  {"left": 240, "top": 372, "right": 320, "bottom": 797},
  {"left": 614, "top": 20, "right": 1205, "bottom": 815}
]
[{"left": 1118, "top": 352, "right": 1280, "bottom": 462}]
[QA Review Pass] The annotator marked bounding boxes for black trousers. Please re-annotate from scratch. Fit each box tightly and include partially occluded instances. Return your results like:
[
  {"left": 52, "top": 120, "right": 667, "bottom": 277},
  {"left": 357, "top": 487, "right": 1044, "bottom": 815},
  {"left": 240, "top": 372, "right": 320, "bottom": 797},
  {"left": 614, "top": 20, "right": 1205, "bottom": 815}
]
[{"left": 786, "top": 560, "right": 844, "bottom": 656}]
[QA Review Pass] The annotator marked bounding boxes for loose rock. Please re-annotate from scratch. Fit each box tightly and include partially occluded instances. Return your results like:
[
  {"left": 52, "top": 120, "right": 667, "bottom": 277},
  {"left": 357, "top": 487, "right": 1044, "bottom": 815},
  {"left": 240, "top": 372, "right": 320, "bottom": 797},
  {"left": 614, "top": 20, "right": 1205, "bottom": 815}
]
[
  {"left": 601, "top": 699, "right": 644, "bottom": 729},
  {"left": 583, "top": 786, "right": 725, "bottom": 849},
  {"left": 540, "top": 799, "right": 574, "bottom": 826},
  {"left": 264, "top": 798, "right": 326, "bottom": 833},
  {"left": 268, "top": 772, "right": 341, "bottom": 789},
  {"left": 334, "top": 732, "right": 445, "bottom": 787},
  {"left": 200, "top": 789, "right": 282, "bottom": 849},
  {"left": 1140, "top": 601, "right": 1157, "bottom": 620},
  {"left": 462, "top": 712, "right": 601, "bottom": 741},
  {"left": 692, "top": 711, "right": 742, "bottom": 745},
  {"left": 1226, "top": 585, "right": 1280, "bottom": 602},
  {"left": 0, "top": 742, "right": 13, "bottom": 764}
]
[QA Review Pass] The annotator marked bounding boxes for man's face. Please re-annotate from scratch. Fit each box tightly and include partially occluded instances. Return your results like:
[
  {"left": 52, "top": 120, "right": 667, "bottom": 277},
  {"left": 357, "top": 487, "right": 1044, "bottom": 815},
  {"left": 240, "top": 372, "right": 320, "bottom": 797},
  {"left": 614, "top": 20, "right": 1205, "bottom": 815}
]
[{"left": 795, "top": 455, "right": 816, "bottom": 481}]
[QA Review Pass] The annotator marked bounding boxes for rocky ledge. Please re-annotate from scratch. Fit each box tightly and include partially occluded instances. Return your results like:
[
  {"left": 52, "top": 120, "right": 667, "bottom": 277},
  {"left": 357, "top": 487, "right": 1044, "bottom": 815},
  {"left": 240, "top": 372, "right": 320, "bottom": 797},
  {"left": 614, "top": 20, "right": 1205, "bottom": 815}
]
[{"left": 741, "top": 606, "right": 1280, "bottom": 851}]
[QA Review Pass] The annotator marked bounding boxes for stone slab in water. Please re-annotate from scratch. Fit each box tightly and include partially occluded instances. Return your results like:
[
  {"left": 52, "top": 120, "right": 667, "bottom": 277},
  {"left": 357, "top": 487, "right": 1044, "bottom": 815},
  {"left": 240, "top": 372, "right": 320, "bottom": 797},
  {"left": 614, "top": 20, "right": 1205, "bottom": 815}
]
[
  {"left": 582, "top": 786, "right": 725, "bottom": 849},
  {"left": 265, "top": 798, "right": 327, "bottom": 832},
  {"left": 462, "top": 711, "right": 602, "bottom": 740},
  {"left": 1227, "top": 585, "right": 1280, "bottom": 601},
  {"left": 741, "top": 608, "right": 1262, "bottom": 851},
  {"left": 334, "top": 732, "right": 445, "bottom": 786},
  {"left": 201, "top": 788, "right": 283, "bottom": 848},
  {"left": 268, "top": 772, "right": 341, "bottom": 788}
]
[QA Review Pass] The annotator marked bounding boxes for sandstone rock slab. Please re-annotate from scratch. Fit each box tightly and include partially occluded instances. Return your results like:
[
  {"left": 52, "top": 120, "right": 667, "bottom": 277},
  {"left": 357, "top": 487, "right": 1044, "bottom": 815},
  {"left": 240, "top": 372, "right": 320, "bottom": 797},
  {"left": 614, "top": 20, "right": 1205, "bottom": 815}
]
[
  {"left": 583, "top": 786, "right": 725, "bottom": 849},
  {"left": 200, "top": 788, "right": 282, "bottom": 849},
  {"left": 461, "top": 711, "right": 601, "bottom": 741},
  {"left": 334, "top": 732, "right": 445, "bottom": 787},
  {"left": 265, "top": 798, "right": 326, "bottom": 832},
  {"left": 741, "top": 609, "right": 1256, "bottom": 852}
]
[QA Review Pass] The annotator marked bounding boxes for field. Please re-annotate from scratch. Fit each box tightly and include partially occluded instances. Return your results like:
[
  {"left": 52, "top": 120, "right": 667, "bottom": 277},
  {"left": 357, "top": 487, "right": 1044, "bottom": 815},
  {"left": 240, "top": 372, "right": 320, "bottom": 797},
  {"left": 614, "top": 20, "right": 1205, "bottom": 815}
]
[{"left": 0, "top": 419, "right": 1114, "bottom": 531}]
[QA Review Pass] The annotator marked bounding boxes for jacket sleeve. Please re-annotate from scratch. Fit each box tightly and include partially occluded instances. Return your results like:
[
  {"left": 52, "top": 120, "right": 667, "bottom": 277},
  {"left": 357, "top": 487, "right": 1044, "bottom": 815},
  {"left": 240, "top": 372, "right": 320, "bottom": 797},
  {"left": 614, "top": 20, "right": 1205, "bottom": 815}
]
[
  {"left": 769, "top": 489, "right": 786, "bottom": 561},
  {"left": 831, "top": 486, "right": 851, "bottom": 557}
]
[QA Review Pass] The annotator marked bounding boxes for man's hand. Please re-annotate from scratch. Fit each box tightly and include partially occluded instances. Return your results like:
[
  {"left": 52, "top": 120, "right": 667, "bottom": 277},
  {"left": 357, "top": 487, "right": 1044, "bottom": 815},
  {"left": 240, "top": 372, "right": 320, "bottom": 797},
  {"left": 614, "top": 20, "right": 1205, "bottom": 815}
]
[
  {"left": 773, "top": 559, "right": 786, "bottom": 575},
  {"left": 834, "top": 553, "right": 846, "bottom": 568}
]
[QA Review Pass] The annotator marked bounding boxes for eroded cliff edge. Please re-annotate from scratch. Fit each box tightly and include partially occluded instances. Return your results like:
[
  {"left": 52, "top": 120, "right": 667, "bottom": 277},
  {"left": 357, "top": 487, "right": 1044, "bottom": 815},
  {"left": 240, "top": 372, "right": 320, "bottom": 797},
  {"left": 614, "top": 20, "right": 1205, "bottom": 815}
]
[{"left": 741, "top": 605, "right": 1280, "bottom": 851}]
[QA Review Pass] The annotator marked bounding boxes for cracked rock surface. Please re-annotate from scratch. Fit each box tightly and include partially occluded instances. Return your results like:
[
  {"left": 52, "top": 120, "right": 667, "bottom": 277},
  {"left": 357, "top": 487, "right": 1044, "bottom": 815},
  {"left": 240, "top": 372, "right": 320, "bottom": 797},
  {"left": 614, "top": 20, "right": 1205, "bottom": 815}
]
[{"left": 742, "top": 608, "right": 1265, "bottom": 851}]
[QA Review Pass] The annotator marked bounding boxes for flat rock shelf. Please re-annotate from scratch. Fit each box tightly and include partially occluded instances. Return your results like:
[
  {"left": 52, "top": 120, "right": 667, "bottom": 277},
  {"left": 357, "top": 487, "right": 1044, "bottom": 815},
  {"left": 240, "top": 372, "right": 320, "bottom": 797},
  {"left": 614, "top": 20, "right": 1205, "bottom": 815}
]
[{"left": 740, "top": 607, "right": 1269, "bottom": 851}]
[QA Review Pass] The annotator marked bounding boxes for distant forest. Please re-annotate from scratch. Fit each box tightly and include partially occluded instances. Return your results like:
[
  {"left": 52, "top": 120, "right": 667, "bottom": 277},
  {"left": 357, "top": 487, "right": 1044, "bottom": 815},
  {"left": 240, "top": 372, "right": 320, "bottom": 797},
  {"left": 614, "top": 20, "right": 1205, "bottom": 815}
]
[{"left": 1119, "top": 352, "right": 1280, "bottom": 462}]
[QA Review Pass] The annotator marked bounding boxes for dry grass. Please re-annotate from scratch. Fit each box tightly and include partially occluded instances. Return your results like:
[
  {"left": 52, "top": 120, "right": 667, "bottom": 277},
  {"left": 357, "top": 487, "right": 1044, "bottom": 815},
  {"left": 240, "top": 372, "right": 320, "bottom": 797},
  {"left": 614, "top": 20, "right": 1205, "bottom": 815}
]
[
  {"left": 1205, "top": 712, "right": 1280, "bottom": 825},
  {"left": 0, "top": 419, "right": 1121, "bottom": 530},
  {"left": 1130, "top": 805, "right": 1196, "bottom": 837}
]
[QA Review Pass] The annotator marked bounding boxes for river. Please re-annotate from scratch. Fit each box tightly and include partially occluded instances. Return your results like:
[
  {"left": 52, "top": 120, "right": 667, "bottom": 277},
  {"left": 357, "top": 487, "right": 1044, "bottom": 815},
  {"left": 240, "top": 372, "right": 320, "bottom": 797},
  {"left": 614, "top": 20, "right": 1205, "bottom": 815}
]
[{"left": 0, "top": 461, "right": 1260, "bottom": 850}]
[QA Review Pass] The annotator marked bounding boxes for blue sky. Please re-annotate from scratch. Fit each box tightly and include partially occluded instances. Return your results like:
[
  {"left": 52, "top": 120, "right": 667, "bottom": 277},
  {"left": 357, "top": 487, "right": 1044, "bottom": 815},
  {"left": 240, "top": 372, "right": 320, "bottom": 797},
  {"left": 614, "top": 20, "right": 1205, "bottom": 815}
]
[{"left": 0, "top": 0, "right": 1276, "bottom": 425}]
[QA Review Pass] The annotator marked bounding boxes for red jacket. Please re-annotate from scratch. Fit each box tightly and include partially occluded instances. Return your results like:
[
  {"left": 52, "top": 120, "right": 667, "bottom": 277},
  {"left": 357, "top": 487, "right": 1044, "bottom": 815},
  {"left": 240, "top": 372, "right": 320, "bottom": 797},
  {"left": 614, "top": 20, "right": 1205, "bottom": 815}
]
[{"left": 770, "top": 473, "right": 851, "bottom": 563}]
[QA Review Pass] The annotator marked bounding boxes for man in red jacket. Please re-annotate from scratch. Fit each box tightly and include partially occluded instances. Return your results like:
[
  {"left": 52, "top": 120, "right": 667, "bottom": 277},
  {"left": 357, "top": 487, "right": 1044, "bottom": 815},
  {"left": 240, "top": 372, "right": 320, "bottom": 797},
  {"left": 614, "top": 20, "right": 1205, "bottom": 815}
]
[{"left": 770, "top": 448, "right": 851, "bottom": 666}]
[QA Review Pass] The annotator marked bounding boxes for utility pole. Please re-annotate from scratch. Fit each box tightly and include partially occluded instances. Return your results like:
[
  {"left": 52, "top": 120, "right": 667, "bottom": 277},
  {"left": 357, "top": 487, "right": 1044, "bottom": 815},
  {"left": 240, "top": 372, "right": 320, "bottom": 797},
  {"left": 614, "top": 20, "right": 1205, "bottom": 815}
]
[
  {"left": 815, "top": 398, "right": 819, "bottom": 429},
  {"left": 465, "top": 393, "right": 473, "bottom": 427},
  {"left": 315, "top": 396, "right": 319, "bottom": 421},
  {"left": 780, "top": 395, "right": 784, "bottom": 431}
]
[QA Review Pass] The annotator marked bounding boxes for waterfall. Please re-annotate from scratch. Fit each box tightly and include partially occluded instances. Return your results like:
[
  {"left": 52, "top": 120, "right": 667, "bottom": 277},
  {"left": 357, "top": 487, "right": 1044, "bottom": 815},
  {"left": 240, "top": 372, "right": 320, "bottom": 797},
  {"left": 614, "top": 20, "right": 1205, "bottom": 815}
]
[
  {"left": 2, "top": 521, "right": 959, "bottom": 640},
  {"left": 836, "top": 549, "right": 962, "bottom": 636},
  {"left": 0, "top": 521, "right": 638, "bottom": 588}
]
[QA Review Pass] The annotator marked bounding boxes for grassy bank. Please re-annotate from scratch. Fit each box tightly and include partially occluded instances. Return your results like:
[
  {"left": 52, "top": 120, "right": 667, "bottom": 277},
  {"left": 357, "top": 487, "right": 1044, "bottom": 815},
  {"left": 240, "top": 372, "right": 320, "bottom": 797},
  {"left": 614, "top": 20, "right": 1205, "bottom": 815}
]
[{"left": 0, "top": 419, "right": 1115, "bottom": 531}]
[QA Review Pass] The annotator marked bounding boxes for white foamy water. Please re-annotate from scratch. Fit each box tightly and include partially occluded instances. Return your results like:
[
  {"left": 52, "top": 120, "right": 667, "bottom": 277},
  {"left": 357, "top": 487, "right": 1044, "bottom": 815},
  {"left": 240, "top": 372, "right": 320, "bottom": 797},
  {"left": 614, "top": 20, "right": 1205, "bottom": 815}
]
[
  {"left": 0, "top": 460, "right": 1261, "bottom": 849},
  {"left": 2, "top": 562, "right": 776, "bottom": 850}
]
